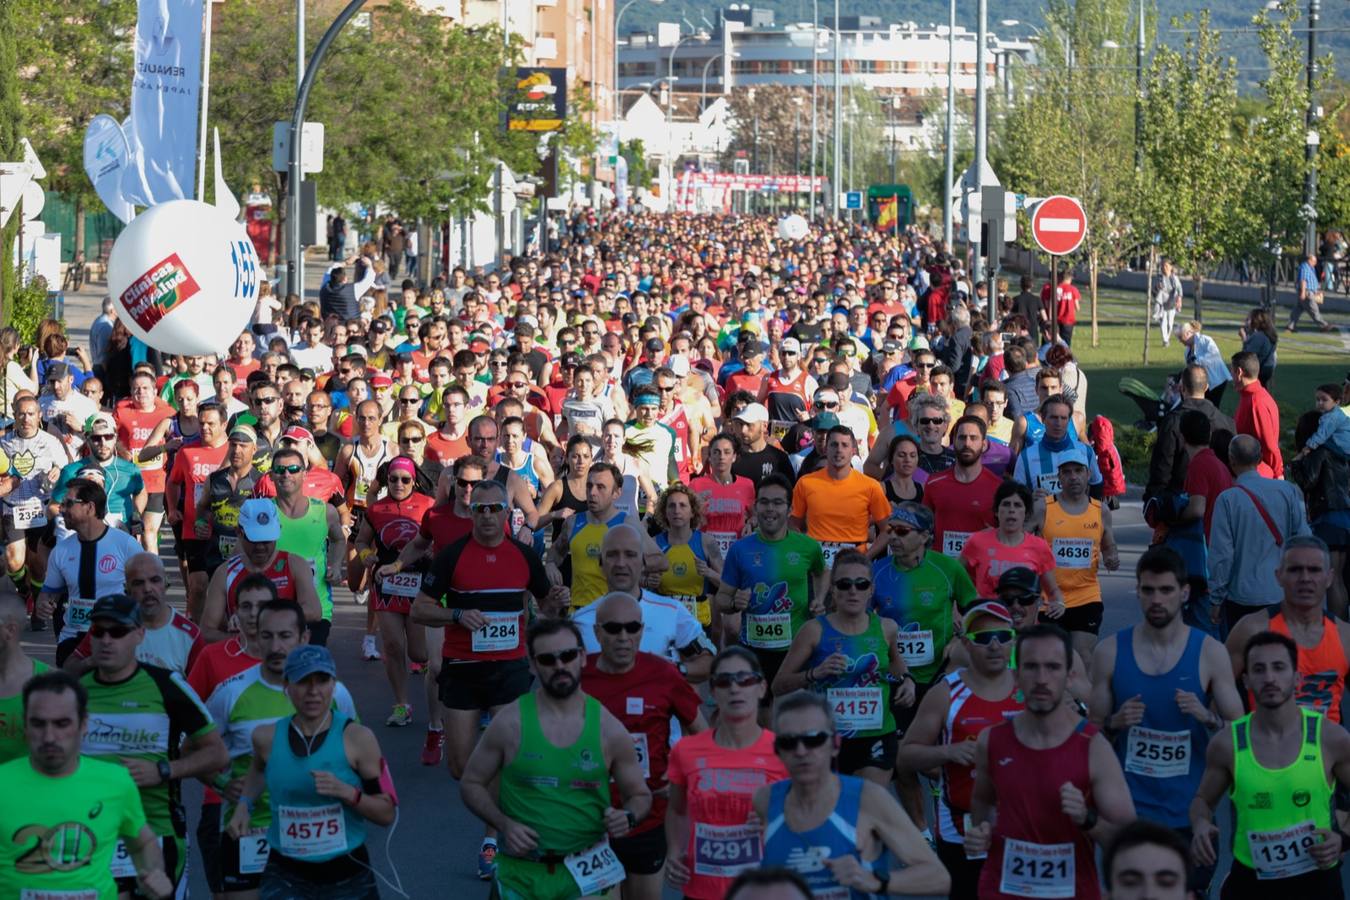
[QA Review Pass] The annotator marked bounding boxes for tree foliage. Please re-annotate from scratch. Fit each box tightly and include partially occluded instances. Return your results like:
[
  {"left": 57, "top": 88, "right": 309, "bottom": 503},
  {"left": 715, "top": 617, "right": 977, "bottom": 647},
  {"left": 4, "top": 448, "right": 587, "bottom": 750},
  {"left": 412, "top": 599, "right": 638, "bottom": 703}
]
[{"left": 0, "top": 0, "right": 25, "bottom": 315}]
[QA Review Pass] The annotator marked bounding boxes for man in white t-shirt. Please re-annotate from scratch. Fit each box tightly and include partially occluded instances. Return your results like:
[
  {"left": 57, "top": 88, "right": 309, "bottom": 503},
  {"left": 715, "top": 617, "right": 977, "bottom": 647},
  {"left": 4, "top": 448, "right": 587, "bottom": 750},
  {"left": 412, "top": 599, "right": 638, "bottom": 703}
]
[{"left": 39, "top": 362, "right": 99, "bottom": 438}]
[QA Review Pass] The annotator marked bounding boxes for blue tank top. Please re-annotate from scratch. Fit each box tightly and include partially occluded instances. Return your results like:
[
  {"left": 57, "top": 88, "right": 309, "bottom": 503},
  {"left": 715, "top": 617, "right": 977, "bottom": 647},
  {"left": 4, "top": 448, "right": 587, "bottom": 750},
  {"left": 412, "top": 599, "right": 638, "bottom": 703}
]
[
  {"left": 1109, "top": 626, "right": 1210, "bottom": 827},
  {"left": 265, "top": 713, "right": 367, "bottom": 861},
  {"left": 763, "top": 774, "right": 885, "bottom": 898},
  {"left": 496, "top": 449, "right": 540, "bottom": 494}
]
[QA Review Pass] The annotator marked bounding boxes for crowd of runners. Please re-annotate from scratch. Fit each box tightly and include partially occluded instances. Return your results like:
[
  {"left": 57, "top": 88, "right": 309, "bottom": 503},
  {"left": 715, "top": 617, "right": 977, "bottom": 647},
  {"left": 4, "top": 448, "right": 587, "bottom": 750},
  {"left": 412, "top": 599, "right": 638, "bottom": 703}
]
[{"left": 0, "top": 210, "right": 1347, "bottom": 900}]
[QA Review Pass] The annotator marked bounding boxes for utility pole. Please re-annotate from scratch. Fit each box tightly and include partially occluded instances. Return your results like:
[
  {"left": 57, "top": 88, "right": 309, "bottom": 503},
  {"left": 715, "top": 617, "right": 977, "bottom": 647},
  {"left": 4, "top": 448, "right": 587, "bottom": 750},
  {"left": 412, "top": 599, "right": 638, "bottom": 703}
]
[
  {"left": 942, "top": 0, "right": 954, "bottom": 248},
  {"left": 1134, "top": 0, "right": 1144, "bottom": 171},
  {"left": 286, "top": 0, "right": 306, "bottom": 297},
  {"left": 809, "top": 0, "right": 819, "bottom": 219},
  {"left": 831, "top": 0, "right": 841, "bottom": 220},
  {"left": 972, "top": 0, "right": 988, "bottom": 286},
  {"left": 1304, "top": 0, "right": 1320, "bottom": 256}
]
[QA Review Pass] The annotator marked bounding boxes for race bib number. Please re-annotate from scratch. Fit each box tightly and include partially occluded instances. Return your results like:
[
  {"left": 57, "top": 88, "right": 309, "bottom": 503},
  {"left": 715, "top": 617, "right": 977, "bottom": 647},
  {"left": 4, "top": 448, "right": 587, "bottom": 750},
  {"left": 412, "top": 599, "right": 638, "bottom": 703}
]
[
  {"left": 239, "top": 828, "right": 270, "bottom": 874},
  {"left": 218, "top": 535, "right": 238, "bottom": 558},
  {"left": 109, "top": 836, "right": 161, "bottom": 879},
  {"left": 11, "top": 497, "right": 46, "bottom": 530},
  {"left": 710, "top": 531, "right": 737, "bottom": 558},
  {"left": 693, "top": 822, "right": 763, "bottom": 878},
  {"left": 471, "top": 612, "right": 521, "bottom": 653},
  {"left": 380, "top": 571, "right": 423, "bottom": 598},
  {"left": 1249, "top": 820, "right": 1319, "bottom": 880},
  {"left": 1124, "top": 727, "right": 1190, "bottom": 779},
  {"left": 821, "top": 542, "right": 851, "bottom": 571},
  {"left": 564, "top": 836, "right": 626, "bottom": 895},
  {"left": 66, "top": 597, "right": 95, "bottom": 632},
  {"left": 630, "top": 733, "right": 650, "bottom": 779},
  {"left": 676, "top": 594, "right": 700, "bottom": 617},
  {"left": 277, "top": 803, "right": 346, "bottom": 859},
  {"left": 1052, "top": 538, "right": 1094, "bottom": 569},
  {"left": 828, "top": 686, "right": 883, "bottom": 731},
  {"left": 999, "top": 839, "right": 1075, "bottom": 898},
  {"left": 1036, "top": 474, "right": 1062, "bottom": 495},
  {"left": 942, "top": 531, "right": 971, "bottom": 558},
  {"left": 746, "top": 612, "right": 791, "bottom": 649},
  {"left": 897, "top": 629, "right": 935, "bottom": 667}
]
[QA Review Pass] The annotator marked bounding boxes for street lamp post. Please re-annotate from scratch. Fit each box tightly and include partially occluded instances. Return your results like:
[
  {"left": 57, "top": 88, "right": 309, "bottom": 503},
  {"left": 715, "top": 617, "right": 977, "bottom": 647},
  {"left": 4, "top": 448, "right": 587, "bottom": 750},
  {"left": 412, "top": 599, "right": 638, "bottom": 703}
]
[
  {"left": 831, "top": 0, "right": 842, "bottom": 220},
  {"left": 810, "top": 0, "right": 819, "bottom": 219},
  {"left": 972, "top": 0, "right": 988, "bottom": 286},
  {"left": 1304, "top": 0, "right": 1320, "bottom": 256},
  {"left": 1134, "top": 0, "right": 1144, "bottom": 171},
  {"left": 613, "top": 0, "right": 665, "bottom": 149},
  {"left": 890, "top": 96, "right": 900, "bottom": 183},
  {"left": 794, "top": 96, "right": 803, "bottom": 178},
  {"left": 942, "top": 0, "right": 955, "bottom": 248}
]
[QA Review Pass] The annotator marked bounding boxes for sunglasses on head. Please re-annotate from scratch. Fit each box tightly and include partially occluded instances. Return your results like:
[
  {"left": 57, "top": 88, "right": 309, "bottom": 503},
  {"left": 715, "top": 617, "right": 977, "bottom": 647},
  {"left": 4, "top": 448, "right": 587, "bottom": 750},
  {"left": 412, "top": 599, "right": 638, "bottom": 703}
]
[
  {"left": 599, "top": 620, "right": 642, "bottom": 635},
  {"left": 967, "top": 628, "right": 1015, "bottom": 646},
  {"left": 711, "top": 671, "right": 763, "bottom": 689},
  {"left": 773, "top": 731, "right": 833, "bottom": 753},
  {"left": 470, "top": 502, "right": 506, "bottom": 514},
  {"left": 833, "top": 577, "right": 872, "bottom": 591},
  {"left": 91, "top": 624, "right": 134, "bottom": 639},
  {"left": 534, "top": 647, "right": 583, "bottom": 667},
  {"left": 273, "top": 464, "right": 304, "bottom": 475}
]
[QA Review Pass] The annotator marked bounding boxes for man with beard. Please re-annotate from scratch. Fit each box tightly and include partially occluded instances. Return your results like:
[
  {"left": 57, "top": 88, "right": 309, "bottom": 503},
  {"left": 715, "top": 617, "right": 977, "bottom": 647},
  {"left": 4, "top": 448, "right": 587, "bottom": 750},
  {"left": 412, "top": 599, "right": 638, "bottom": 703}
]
[
  {"left": 922, "top": 415, "right": 1001, "bottom": 561},
  {"left": 0, "top": 670, "right": 174, "bottom": 899},
  {"left": 966, "top": 625, "right": 1136, "bottom": 899},
  {"left": 1191, "top": 630, "right": 1350, "bottom": 896},
  {"left": 788, "top": 425, "right": 890, "bottom": 571},
  {"left": 197, "top": 424, "right": 265, "bottom": 577},
  {"left": 54, "top": 412, "right": 145, "bottom": 531},
  {"left": 460, "top": 617, "right": 653, "bottom": 900},
  {"left": 1089, "top": 547, "right": 1243, "bottom": 894},
  {"left": 205, "top": 600, "right": 356, "bottom": 899}
]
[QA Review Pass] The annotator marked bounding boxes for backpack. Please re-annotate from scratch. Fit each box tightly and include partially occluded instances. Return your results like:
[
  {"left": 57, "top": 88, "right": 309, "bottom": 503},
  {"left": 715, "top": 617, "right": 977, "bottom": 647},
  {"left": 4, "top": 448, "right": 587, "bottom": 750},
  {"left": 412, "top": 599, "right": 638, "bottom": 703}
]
[{"left": 1088, "top": 415, "right": 1126, "bottom": 499}]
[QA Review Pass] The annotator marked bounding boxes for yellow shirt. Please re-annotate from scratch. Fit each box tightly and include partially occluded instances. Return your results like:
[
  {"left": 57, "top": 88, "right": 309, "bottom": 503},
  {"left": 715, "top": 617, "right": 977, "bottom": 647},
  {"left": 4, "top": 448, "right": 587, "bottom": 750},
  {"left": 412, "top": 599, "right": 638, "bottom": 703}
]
[{"left": 1040, "top": 496, "right": 1103, "bottom": 607}]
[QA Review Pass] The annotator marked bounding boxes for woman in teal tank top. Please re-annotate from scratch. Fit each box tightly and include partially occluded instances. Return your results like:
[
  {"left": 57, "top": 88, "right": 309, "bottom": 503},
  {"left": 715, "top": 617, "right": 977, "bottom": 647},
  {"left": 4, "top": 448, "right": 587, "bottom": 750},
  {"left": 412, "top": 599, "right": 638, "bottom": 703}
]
[
  {"left": 226, "top": 645, "right": 396, "bottom": 899},
  {"left": 771, "top": 550, "right": 916, "bottom": 785}
]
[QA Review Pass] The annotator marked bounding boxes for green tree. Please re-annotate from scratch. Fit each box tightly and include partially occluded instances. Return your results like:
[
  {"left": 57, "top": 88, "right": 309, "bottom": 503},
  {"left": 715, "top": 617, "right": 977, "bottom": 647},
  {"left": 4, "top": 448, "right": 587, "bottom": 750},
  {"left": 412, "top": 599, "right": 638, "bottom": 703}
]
[
  {"left": 0, "top": 0, "right": 23, "bottom": 316},
  {"left": 621, "top": 139, "right": 653, "bottom": 189},
  {"left": 1139, "top": 10, "right": 1250, "bottom": 323}
]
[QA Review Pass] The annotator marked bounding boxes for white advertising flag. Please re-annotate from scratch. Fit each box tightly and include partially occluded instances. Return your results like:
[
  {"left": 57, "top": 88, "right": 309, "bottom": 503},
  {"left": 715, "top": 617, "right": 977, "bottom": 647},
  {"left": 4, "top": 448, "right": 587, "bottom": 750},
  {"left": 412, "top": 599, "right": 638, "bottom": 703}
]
[
  {"left": 125, "top": 0, "right": 204, "bottom": 205},
  {"left": 83, "top": 115, "right": 135, "bottom": 224}
]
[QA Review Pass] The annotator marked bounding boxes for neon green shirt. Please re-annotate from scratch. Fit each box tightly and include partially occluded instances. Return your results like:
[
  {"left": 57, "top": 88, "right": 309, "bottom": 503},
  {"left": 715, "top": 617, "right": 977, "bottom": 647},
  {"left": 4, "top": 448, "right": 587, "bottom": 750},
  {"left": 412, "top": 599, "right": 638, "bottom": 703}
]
[{"left": 0, "top": 659, "right": 50, "bottom": 763}]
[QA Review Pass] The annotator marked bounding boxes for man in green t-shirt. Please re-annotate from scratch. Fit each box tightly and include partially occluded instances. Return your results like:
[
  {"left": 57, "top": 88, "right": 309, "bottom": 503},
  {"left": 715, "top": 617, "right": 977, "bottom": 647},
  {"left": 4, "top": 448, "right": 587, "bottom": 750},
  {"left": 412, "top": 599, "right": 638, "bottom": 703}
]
[
  {"left": 79, "top": 594, "right": 229, "bottom": 896},
  {"left": 0, "top": 669, "right": 173, "bottom": 900},
  {"left": 0, "top": 590, "right": 48, "bottom": 763}
]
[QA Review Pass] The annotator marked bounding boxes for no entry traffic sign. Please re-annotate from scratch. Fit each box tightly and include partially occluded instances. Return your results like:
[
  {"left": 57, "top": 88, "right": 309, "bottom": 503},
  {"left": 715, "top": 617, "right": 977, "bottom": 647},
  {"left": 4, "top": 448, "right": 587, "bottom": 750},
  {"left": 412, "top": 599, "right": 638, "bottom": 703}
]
[{"left": 1031, "top": 195, "right": 1087, "bottom": 256}]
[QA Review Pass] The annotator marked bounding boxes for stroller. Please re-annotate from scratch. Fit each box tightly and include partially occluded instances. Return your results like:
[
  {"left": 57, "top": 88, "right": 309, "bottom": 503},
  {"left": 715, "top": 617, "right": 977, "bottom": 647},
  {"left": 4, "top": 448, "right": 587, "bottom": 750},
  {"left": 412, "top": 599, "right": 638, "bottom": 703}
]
[{"left": 1118, "top": 376, "right": 1175, "bottom": 431}]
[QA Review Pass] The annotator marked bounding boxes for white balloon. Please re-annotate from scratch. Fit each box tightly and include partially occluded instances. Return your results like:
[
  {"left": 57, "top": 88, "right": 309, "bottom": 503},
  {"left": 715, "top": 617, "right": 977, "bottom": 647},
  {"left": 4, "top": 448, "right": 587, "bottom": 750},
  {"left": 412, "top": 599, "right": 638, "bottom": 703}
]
[
  {"left": 107, "top": 199, "right": 259, "bottom": 355},
  {"left": 778, "top": 214, "right": 809, "bottom": 241}
]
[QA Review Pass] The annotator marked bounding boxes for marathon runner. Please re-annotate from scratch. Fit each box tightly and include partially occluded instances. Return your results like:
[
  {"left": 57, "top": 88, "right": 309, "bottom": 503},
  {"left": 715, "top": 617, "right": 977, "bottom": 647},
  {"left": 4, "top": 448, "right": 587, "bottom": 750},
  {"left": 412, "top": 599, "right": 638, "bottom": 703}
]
[
  {"left": 199, "top": 498, "right": 324, "bottom": 642},
  {"left": 773, "top": 549, "right": 914, "bottom": 785},
  {"left": 921, "top": 415, "right": 1001, "bottom": 562},
  {"left": 115, "top": 370, "right": 175, "bottom": 553},
  {"left": 755, "top": 691, "right": 950, "bottom": 897},
  {"left": 960, "top": 480, "right": 1066, "bottom": 613},
  {"left": 0, "top": 670, "right": 174, "bottom": 900},
  {"left": 717, "top": 474, "right": 827, "bottom": 705},
  {"left": 270, "top": 446, "right": 345, "bottom": 646},
  {"left": 789, "top": 425, "right": 890, "bottom": 570},
  {"left": 198, "top": 423, "right": 265, "bottom": 576},
  {"left": 1101, "top": 820, "right": 1194, "bottom": 900},
  {"left": 79, "top": 593, "right": 229, "bottom": 897},
  {"left": 966, "top": 625, "right": 1136, "bottom": 899},
  {"left": 353, "top": 455, "right": 434, "bottom": 726},
  {"left": 1226, "top": 536, "right": 1350, "bottom": 723},
  {"left": 665, "top": 647, "right": 790, "bottom": 899},
  {"left": 141, "top": 377, "right": 203, "bottom": 589},
  {"left": 1034, "top": 446, "right": 1120, "bottom": 660},
  {"left": 65, "top": 552, "right": 204, "bottom": 676},
  {"left": 1088, "top": 546, "right": 1242, "bottom": 894},
  {"left": 165, "top": 401, "right": 228, "bottom": 621},
  {"left": 225, "top": 645, "right": 396, "bottom": 898},
  {"left": 689, "top": 432, "right": 756, "bottom": 560},
  {"left": 1012, "top": 394, "right": 1103, "bottom": 500},
  {"left": 1, "top": 393, "right": 68, "bottom": 625},
  {"left": 459, "top": 617, "right": 652, "bottom": 900},
  {"left": 53, "top": 412, "right": 145, "bottom": 532},
  {"left": 581, "top": 592, "right": 708, "bottom": 900},
  {"left": 1191, "top": 630, "right": 1350, "bottom": 897},
  {"left": 205, "top": 600, "right": 357, "bottom": 899},
  {"left": 36, "top": 478, "right": 143, "bottom": 664},
  {"left": 0, "top": 589, "right": 48, "bottom": 763},
  {"left": 897, "top": 601, "right": 1024, "bottom": 897},
  {"left": 652, "top": 483, "right": 724, "bottom": 628},
  {"left": 597, "top": 417, "right": 658, "bottom": 518}
]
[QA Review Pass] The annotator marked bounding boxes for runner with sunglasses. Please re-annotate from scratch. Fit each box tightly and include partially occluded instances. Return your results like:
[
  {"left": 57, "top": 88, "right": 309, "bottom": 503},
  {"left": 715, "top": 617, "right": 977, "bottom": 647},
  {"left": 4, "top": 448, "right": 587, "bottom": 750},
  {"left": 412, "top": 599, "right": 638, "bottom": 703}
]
[
  {"left": 53, "top": 413, "right": 144, "bottom": 534},
  {"left": 461, "top": 617, "right": 652, "bottom": 900},
  {"left": 581, "top": 593, "right": 708, "bottom": 900},
  {"left": 965, "top": 625, "right": 1136, "bottom": 900},
  {"left": 772, "top": 549, "right": 913, "bottom": 786},
  {"left": 666, "top": 647, "right": 790, "bottom": 899},
  {"left": 268, "top": 447, "right": 344, "bottom": 648},
  {"left": 412, "top": 478, "right": 564, "bottom": 879},
  {"left": 353, "top": 455, "right": 434, "bottom": 727},
  {"left": 755, "top": 691, "right": 950, "bottom": 898},
  {"left": 898, "top": 601, "right": 1024, "bottom": 897},
  {"left": 1088, "top": 547, "right": 1242, "bottom": 895}
]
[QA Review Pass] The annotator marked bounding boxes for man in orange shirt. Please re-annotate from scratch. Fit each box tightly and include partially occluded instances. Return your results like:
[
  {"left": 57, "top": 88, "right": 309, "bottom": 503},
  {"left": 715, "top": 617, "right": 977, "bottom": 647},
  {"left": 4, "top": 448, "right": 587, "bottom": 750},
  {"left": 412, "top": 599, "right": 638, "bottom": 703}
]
[{"left": 789, "top": 425, "right": 891, "bottom": 571}]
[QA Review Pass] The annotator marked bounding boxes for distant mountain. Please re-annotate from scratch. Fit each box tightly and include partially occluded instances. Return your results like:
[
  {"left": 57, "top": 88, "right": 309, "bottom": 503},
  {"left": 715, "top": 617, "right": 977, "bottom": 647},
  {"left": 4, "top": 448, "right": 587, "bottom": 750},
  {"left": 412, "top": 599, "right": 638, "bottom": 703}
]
[{"left": 622, "top": 0, "right": 1345, "bottom": 94}]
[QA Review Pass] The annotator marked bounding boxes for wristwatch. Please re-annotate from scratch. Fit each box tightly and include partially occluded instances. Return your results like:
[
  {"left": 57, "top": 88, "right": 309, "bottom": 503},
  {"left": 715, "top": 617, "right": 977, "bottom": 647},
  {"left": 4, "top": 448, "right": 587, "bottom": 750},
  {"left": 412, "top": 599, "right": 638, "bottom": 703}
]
[
  {"left": 157, "top": 759, "right": 172, "bottom": 785},
  {"left": 1079, "top": 807, "right": 1099, "bottom": 831},
  {"left": 625, "top": 810, "right": 639, "bottom": 831}
]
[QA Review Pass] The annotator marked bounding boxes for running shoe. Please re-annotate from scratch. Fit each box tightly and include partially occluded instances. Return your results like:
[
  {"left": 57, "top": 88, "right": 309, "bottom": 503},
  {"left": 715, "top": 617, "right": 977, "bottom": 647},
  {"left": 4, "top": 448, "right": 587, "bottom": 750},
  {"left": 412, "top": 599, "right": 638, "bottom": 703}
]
[
  {"left": 477, "top": 841, "right": 498, "bottom": 880},
  {"left": 420, "top": 729, "right": 444, "bottom": 766},
  {"left": 363, "top": 635, "right": 381, "bottom": 661},
  {"left": 386, "top": 704, "right": 412, "bottom": 727}
]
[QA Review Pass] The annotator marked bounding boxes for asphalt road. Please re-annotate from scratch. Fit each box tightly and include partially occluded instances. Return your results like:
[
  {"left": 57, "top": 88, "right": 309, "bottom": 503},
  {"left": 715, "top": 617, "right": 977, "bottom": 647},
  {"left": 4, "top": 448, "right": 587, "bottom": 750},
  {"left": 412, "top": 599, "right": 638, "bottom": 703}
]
[{"left": 13, "top": 499, "right": 1345, "bottom": 898}]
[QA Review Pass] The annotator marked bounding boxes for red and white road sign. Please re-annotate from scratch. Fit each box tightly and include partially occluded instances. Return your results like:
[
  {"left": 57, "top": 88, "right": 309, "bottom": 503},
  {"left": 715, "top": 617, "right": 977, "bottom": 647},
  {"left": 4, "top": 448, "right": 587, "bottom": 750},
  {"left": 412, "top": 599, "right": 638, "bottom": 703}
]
[{"left": 1030, "top": 195, "right": 1087, "bottom": 256}]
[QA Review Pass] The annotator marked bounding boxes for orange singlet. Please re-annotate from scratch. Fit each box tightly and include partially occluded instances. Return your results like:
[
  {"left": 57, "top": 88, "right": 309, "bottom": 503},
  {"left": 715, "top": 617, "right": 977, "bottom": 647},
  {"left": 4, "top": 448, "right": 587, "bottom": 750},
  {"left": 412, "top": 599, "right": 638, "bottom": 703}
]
[{"left": 1261, "top": 610, "right": 1349, "bottom": 723}]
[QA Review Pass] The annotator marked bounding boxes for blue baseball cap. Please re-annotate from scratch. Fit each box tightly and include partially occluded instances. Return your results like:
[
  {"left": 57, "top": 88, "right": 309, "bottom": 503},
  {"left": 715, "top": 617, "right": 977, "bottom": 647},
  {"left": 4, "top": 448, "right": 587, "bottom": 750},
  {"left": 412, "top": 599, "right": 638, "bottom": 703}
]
[{"left": 284, "top": 645, "right": 338, "bottom": 683}]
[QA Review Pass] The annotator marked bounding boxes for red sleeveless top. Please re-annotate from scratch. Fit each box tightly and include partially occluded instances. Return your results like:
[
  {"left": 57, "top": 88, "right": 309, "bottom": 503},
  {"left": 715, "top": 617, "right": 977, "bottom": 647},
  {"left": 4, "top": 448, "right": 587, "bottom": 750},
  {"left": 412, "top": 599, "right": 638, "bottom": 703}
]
[
  {"left": 979, "top": 719, "right": 1100, "bottom": 900},
  {"left": 937, "top": 670, "right": 1024, "bottom": 843}
]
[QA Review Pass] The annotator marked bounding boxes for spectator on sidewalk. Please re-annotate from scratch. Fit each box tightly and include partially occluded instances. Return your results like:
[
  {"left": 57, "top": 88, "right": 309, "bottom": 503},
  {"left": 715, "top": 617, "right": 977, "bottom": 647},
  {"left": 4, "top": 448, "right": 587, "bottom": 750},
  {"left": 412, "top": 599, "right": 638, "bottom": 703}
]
[
  {"left": 1238, "top": 308, "right": 1279, "bottom": 387},
  {"left": 1288, "top": 252, "right": 1333, "bottom": 333},
  {"left": 1145, "top": 365, "right": 1235, "bottom": 501},
  {"left": 1231, "top": 351, "right": 1282, "bottom": 479},
  {"left": 87, "top": 297, "right": 116, "bottom": 378}
]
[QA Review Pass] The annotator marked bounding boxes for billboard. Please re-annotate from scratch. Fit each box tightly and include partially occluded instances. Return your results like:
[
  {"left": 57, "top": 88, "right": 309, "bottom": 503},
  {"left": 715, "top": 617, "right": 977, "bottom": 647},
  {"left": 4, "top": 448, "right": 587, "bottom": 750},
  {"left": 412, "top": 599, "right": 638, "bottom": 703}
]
[{"left": 508, "top": 68, "right": 567, "bottom": 132}]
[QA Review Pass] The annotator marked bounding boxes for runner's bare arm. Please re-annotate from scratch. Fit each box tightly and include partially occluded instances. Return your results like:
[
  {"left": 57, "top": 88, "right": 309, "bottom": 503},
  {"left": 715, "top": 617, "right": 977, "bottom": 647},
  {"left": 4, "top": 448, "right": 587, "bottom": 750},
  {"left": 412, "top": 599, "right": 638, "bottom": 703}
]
[
  {"left": 895, "top": 682, "right": 957, "bottom": 773},
  {"left": 337, "top": 723, "right": 396, "bottom": 827},
  {"left": 1083, "top": 733, "right": 1137, "bottom": 841},
  {"left": 226, "top": 724, "right": 275, "bottom": 839},
  {"left": 860, "top": 779, "right": 951, "bottom": 896},
  {"left": 166, "top": 727, "right": 230, "bottom": 784},
  {"left": 324, "top": 503, "right": 345, "bottom": 583},
  {"left": 198, "top": 566, "right": 231, "bottom": 639},
  {"left": 1188, "top": 726, "right": 1234, "bottom": 867},
  {"left": 1201, "top": 635, "right": 1245, "bottom": 722},
  {"left": 773, "top": 620, "right": 823, "bottom": 696},
  {"left": 290, "top": 562, "right": 324, "bottom": 623},
  {"left": 126, "top": 822, "right": 173, "bottom": 899},
  {"left": 698, "top": 532, "right": 724, "bottom": 587},
  {"left": 1087, "top": 636, "right": 1119, "bottom": 728},
  {"left": 665, "top": 783, "right": 693, "bottom": 887},
  {"left": 462, "top": 707, "right": 538, "bottom": 853},
  {"left": 379, "top": 533, "right": 431, "bottom": 578},
  {"left": 600, "top": 706, "right": 653, "bottom": 828}
]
